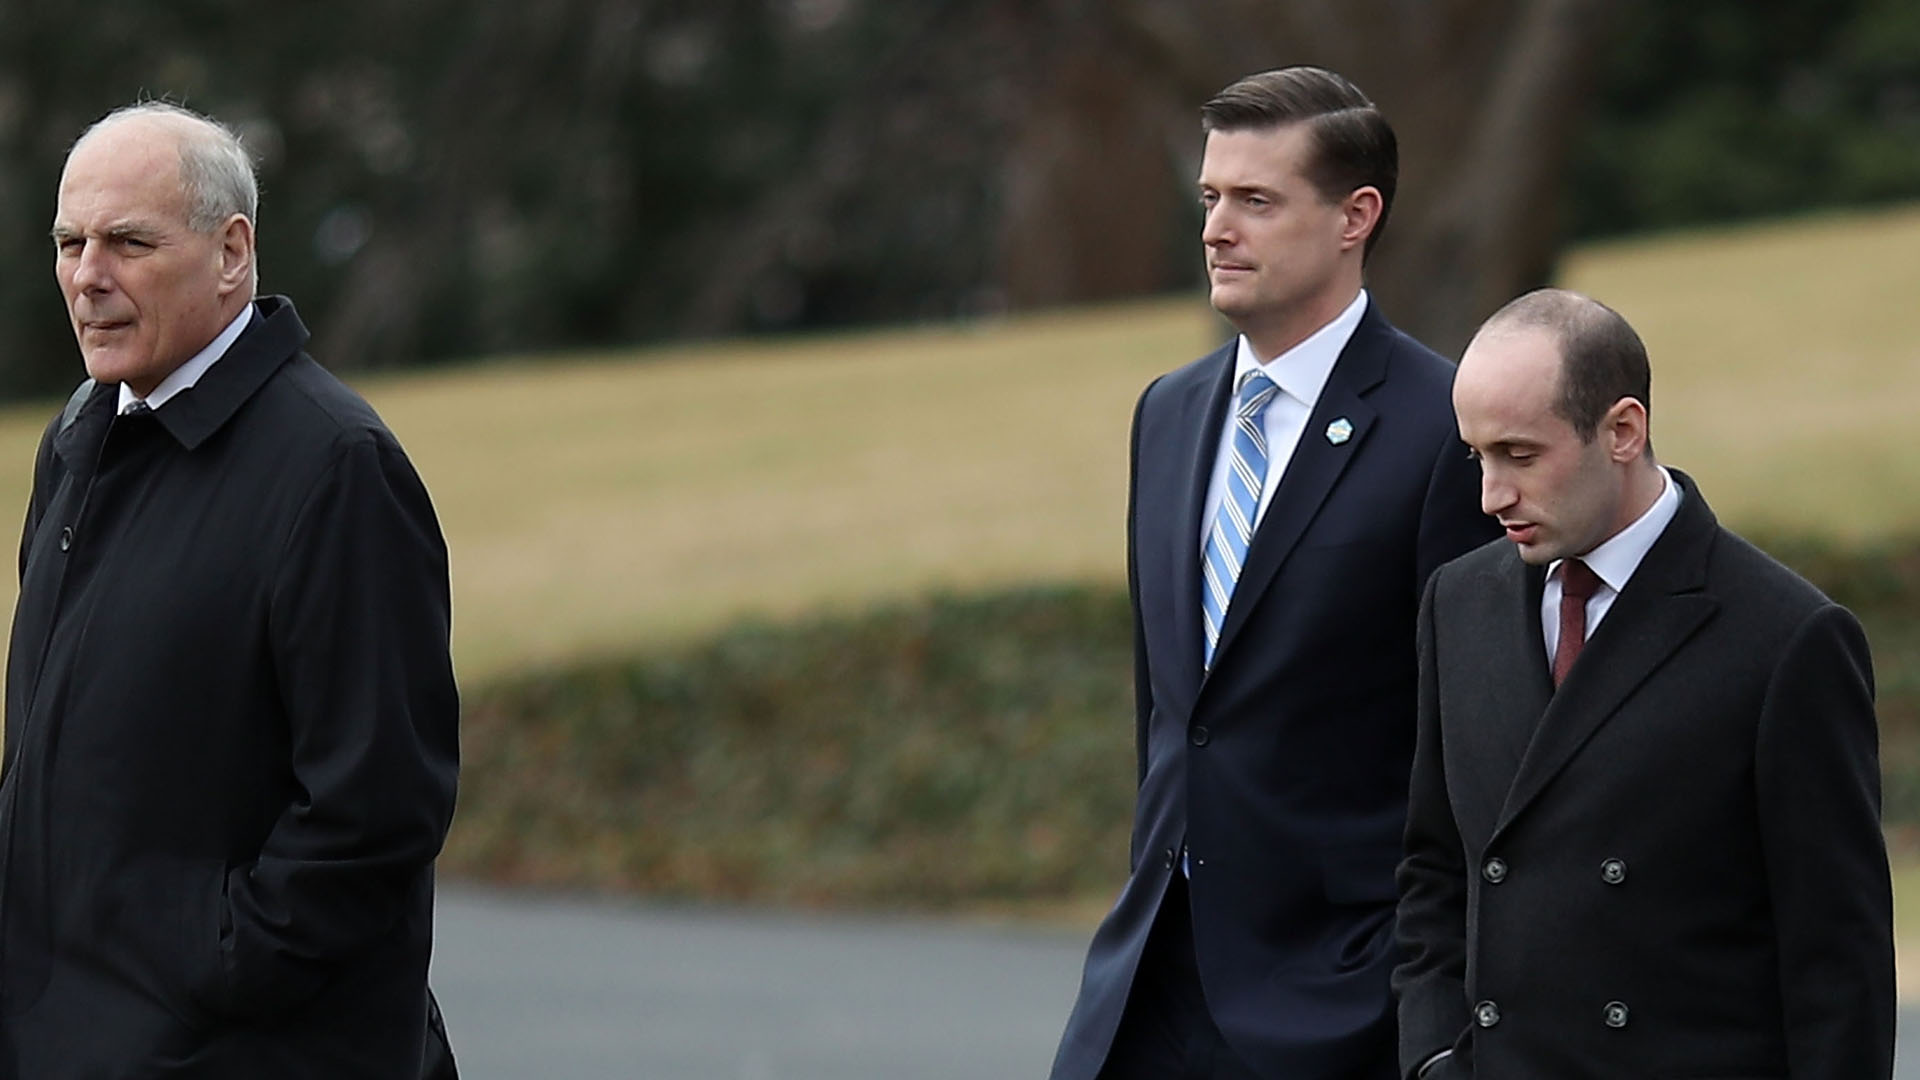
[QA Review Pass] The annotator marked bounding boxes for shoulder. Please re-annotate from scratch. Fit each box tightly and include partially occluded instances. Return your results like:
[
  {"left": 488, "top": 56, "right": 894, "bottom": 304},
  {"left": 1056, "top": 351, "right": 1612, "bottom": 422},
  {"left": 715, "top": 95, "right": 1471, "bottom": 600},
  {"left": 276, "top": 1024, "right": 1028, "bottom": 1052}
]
[
  {"left": 1432, "top": 536, "right": 1517, "bottom": 599},
  {"left": 1144, "top": 340, "right": 1233, "bottom": 404},
  {"left": 1705, "top": 526, "right": 1838, "bottom": 628},
  {"left": 1365, "top": 310, "right": 1461, "bottom": 406},
  {"left": 249, "top": 354, "right": 407, "bottom": 462}
]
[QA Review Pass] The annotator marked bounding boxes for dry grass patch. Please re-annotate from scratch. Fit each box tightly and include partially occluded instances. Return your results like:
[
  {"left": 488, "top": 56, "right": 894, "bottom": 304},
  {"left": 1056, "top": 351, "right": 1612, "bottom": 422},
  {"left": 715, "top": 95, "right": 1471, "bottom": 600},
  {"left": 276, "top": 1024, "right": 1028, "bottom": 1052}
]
[{"left": 0, "top": 203, "right": 1913, "bottom": 683}]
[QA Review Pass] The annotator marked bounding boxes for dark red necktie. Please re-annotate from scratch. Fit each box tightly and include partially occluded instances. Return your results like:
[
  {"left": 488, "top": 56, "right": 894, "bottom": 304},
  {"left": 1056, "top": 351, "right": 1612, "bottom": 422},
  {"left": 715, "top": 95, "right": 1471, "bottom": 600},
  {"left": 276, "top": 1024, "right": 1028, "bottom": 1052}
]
[{"left": 1552, "top": 558, "right": 1602, "bottom": 687}]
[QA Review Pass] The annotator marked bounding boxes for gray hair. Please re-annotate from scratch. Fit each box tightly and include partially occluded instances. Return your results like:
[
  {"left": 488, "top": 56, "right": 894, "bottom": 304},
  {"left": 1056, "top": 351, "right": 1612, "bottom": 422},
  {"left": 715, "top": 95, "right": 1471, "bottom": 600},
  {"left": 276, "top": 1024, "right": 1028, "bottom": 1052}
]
[{"left": 75, "top": 102, "right": 258, "bottom": 233}]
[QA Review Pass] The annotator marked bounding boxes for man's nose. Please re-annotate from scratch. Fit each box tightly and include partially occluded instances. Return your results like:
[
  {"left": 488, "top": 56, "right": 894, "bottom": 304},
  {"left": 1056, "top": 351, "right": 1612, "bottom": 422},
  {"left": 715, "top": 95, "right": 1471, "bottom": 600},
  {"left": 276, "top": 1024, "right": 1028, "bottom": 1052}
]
[
  {"left": 1480, "top": 471, "right": 1515, "bottom": 517},
  {"left": 69, "top": 241, "right": 112, "bottom": 292},
  {"left": 1201, "top": 204, "right": 1230, "bottom": 246}
]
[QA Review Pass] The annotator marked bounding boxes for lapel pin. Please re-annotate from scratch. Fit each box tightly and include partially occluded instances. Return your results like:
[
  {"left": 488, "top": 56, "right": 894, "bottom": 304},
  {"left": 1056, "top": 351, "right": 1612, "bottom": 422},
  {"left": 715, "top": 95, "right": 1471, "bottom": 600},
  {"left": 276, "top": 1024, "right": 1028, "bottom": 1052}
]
[{"left": 1325, "top": 417, "right": 1353, "bottom": 445}]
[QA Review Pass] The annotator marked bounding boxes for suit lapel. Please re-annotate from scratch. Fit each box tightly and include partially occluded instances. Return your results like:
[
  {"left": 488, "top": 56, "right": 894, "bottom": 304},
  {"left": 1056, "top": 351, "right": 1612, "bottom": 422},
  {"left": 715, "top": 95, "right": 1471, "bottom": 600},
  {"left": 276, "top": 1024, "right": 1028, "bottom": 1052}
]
[
  {"left": 1164, "top": 345, "right": 1237, "bottom": 688},
  {"left": 1210, "top": 308, "right": 1388, "bottom": 669},
  {"left": 1493, "top": 475, "right": 1721, "bottom": 835}
]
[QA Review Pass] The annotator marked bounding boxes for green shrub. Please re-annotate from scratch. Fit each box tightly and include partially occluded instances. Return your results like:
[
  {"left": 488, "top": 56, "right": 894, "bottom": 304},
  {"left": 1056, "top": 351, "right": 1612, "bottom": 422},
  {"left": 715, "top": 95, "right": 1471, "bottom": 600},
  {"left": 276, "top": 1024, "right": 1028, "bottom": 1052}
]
[{"left": 447, "top": 539, "right": 1920, "bottom": 908}]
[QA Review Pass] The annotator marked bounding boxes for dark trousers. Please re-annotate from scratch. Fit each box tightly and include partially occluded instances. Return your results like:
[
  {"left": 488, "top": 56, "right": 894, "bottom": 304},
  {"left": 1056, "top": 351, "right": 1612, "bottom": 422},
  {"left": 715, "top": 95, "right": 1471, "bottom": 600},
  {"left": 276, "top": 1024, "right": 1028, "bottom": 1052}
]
[{"left": 1097, "top": 875, "right": 1265, "bottom": 1080}]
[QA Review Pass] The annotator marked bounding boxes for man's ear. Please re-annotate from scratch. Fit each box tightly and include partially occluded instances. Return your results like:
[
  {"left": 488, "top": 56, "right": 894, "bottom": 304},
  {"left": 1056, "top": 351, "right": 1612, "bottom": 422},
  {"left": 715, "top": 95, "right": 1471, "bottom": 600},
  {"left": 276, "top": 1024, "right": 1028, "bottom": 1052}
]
[
  {"left": 216, "top": 214, "right": 255, "bottom": 296},
  {"left": 1604, "top": 397, "right": 1648, "bottom": 464},
  {"left": 1340, "top": 186, "right": 1383, "bottom": 253}
]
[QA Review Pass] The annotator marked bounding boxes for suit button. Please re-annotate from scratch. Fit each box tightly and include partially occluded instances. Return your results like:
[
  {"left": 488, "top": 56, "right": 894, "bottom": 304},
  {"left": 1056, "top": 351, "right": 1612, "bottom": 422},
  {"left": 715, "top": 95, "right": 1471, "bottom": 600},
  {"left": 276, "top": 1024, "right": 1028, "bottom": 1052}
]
[
  {"left": 1482, "top": 857, "right": 1507, "bottom": 884},
  {"left": 1600, "top": 858, "right": 1627, "bottom": 885},
  {"left": 59, "top": 526, "right": 73, "bottom": 552},
  {"left": 1474, "top": 1000, "right": 1500, "bottom": 1028},
  {"left": 1189, "top": 726, "right": 1210, "bottom": 747},
  {"left": 1603, "top": 1000, "right": 1629, "bottom": 1028},
  {"left": 1163, "top": 847, "right": 1177, "bottom": 871}
]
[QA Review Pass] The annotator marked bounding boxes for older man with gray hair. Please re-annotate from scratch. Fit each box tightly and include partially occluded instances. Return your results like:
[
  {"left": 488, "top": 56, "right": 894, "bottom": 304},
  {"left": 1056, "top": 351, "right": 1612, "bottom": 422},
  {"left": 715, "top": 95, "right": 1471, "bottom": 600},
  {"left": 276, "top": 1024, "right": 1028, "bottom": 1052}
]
[{"left": 1, "top": 102, "right": 459, "bottom": 1077}]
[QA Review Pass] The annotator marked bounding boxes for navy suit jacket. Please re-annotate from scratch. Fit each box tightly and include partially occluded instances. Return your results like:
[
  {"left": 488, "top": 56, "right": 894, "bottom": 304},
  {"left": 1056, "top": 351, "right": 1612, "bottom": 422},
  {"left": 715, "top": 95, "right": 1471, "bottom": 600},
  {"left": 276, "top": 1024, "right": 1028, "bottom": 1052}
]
[{"left": 1052, "top": 301, "right": 1495, "bottom": 1079}]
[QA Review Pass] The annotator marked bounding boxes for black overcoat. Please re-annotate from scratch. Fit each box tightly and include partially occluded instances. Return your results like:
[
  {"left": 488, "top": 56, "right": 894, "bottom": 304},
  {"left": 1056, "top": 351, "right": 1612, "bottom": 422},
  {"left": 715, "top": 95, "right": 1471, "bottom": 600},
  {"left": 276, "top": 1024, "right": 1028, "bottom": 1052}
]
[
  {"left": 1051, "top": 304, "right": 1498, "bottom": 1080},
  {"left": 1394, "top": 473, "right": 1894, "bottom": 1079},
  {"left": 0, "top": 297, "right": 459, "bottom": 1077}
]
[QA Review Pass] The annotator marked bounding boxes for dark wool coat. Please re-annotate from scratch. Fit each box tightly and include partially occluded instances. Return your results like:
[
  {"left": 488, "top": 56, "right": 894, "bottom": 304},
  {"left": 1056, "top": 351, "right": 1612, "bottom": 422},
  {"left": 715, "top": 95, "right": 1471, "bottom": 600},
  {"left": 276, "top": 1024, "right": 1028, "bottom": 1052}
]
[
  {"left": 1051, "top": 304, "right": 1499, "bottom": 1080},
  {"left": 1395, "top": 474, "right": 1894, "bottom": 1080},
  {"left": 0, "top": 297, "right": 459, "bottom": 1078}
]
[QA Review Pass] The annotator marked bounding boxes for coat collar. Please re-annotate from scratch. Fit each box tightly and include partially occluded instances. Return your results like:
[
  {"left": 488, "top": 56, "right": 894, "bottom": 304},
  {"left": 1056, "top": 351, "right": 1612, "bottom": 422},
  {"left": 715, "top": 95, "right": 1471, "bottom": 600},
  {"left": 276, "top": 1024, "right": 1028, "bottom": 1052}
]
[
  {"left": 1490, "top": 469, "right": 1721, "bottom": 837},
  {"left": 148, "top": 296, "right": 310, "bottom": 451}
]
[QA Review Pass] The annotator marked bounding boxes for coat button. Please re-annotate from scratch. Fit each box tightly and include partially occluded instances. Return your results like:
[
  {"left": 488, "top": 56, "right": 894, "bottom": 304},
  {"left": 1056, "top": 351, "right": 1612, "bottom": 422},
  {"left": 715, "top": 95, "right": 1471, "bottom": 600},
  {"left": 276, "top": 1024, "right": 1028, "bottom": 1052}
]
[
  {"left": 1189, "top": 726, "right": 1210, "bottom": 746},
  {"left": 1482, "top": 857, "right": 1508, "bottom": 884},
  {"left": 1163, "top": 847, "right": 1177, "bottom": 871},
  {"left": 1603, "top": 1000, "right": 1629, "bottom": 1028},
  {"left": 59, "top": 526, "right": 73, "bottom": 552},
  {"left": 1600, "top": 858, "right": 1627, "bottom": 885},
  {"left": 1474, "top": 1000, "right": 1501, "bottom": 1028}
]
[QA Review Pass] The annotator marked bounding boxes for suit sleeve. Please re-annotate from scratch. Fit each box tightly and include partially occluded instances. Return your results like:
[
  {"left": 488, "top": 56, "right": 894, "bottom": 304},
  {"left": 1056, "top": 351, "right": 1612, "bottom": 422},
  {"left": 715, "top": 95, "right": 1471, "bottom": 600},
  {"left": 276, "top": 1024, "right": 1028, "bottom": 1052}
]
[
  {"left": 215, "top": 433, "right": 460, "bottom": 1016},
  {"left": 1393, "top": 570, "right": 1471, "bottom": 1078},
  {"left": 1128, "top": 378, "right": 1160, "bottom": 798},
  {"left": 1755, "top": 603, "right": 1894, "bottom": 1079},
  {"left": 1414, "top": 426, "right": 1497, "bottom": 600}
]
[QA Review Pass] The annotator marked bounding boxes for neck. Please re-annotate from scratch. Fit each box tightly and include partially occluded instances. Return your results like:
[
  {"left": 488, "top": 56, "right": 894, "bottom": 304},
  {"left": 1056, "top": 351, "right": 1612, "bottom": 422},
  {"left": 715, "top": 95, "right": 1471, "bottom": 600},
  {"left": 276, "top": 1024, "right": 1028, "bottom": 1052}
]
[
  {"left": 1238, "top": 279, "right": 1361, "bottom": 363},
  {"left": 1597, "top": 460, "right": 1665, "bottom": 546}
]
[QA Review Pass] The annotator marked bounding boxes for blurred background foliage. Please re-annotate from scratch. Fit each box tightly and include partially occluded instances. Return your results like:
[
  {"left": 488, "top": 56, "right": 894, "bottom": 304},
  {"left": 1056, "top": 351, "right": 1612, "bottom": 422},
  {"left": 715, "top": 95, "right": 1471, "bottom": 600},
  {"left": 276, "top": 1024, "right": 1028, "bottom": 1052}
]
[{"left": 1, "top": 0, "right": 1916, "bottom": 396}]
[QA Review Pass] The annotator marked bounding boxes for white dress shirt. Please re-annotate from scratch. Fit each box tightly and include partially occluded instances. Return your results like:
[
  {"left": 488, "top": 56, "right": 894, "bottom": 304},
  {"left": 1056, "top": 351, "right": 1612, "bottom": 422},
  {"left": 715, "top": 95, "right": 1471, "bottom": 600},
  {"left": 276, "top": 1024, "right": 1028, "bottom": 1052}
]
[
  {"left": 1198, "top": 290, "right": 1368, "bottom": 550},
  {"left": 117, "top": 305, "right": 254, "bottom": 415},
  {"left": 1540, "top": 466, "right": 1683, "bottom": 662}
]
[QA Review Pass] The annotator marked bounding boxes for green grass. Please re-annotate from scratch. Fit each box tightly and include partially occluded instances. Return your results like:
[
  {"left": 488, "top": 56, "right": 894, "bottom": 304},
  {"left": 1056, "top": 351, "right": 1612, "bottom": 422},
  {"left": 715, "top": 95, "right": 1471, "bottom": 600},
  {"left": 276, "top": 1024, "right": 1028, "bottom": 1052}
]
[{"left": 0, "top": 201, "right": 1915, "bottom": 682}]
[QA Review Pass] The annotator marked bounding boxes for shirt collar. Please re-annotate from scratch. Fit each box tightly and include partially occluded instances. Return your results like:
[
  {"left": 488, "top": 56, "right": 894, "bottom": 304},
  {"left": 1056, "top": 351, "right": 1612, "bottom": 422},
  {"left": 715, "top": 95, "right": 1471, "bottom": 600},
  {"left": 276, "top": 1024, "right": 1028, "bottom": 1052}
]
[
  {"left": 1552, "top": 465, "right": 1683, "bottom": 594},
  {"left": 118, "top": 304, "right": 254, "bottom": 415},
  {"left": 1232, "top": 289, "right": 1368, "bottom": 406}
]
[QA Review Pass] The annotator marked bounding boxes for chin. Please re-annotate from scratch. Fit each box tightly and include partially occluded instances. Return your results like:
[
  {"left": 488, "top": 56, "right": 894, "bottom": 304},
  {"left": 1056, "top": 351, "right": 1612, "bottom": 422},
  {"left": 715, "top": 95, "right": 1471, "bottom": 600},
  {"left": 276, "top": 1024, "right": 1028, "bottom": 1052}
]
[{"left": 1208, "top": 288, "right": 1253, "bottom": 322}]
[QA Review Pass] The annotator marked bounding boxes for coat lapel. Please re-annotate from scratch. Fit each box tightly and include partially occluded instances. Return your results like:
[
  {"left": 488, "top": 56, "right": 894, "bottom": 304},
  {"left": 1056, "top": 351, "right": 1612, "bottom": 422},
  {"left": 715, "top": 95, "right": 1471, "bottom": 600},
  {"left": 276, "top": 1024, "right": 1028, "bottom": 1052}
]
[
  {"left": 1448, "top": 554, "right": 1554, "bottom": 835},
  {"left": 1209, "top": 308, "right": 1388, "bottom": 669},
  {"left": 1493, "top": 474, "right": 1721, "bottom": 835}
]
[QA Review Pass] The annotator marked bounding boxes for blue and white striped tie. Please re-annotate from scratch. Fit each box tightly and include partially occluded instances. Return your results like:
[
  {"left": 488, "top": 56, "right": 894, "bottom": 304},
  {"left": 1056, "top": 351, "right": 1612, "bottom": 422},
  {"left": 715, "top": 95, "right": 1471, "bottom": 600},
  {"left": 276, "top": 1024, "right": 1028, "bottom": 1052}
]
[{"left": 1201, "top": 371, "right": 1280, "bottom": 668}]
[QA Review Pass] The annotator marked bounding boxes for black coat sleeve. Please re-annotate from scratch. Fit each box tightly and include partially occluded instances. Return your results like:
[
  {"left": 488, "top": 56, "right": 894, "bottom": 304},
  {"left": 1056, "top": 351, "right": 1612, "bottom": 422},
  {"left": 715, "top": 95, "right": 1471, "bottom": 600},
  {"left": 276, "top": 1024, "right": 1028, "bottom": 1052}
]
[
  {"left": 1755, "top": 603, "right": 1894, "bottom": 1079},
  {"left": 1393, "top": 570, "right": 1471, "bottom": 1078},
  {"left": 213, "top": 432, "right": 459, "bottom": 1016}
]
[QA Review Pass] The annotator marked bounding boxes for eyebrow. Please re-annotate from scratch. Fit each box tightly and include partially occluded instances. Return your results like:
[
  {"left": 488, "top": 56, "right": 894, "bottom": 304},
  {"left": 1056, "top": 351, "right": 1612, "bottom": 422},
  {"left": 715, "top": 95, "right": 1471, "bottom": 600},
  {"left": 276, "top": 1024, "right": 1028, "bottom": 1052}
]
[{"left": 49, "top": 222, "right": 164, "bottom": 243}]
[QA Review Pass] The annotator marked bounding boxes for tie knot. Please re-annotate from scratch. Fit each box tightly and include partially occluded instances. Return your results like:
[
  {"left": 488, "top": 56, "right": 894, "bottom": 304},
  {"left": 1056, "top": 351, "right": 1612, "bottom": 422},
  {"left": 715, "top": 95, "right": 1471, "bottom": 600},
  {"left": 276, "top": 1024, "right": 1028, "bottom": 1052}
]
[
  {"left": 1560, "top": 558, "right": 1602, "bottom": 602},
  {"left": 1236, "top": 371, "right": 1278, "bottom": 418}
]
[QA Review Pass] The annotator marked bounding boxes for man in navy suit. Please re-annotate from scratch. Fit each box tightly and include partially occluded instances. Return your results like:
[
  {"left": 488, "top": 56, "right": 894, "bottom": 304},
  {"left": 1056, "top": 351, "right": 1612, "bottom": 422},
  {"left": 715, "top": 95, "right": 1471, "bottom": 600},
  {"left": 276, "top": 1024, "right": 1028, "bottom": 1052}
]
[{"left": 1049, "top": 66, "right": 1496, "bottom": 1080}]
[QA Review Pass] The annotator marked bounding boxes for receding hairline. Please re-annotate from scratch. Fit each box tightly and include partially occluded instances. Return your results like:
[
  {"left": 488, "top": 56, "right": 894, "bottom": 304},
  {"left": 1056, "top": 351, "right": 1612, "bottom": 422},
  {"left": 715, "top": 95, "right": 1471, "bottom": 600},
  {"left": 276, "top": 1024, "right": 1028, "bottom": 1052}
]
[{"left": 1477, "top": 287, "right": 1623, "bottom": 345}]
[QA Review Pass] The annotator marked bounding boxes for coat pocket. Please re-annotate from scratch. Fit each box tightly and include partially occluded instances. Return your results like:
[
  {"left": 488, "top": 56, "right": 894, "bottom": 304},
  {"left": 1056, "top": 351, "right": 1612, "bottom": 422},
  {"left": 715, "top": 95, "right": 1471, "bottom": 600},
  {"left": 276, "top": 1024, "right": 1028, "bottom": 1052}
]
[{"left": 93, "top": 855, "right": 230, "bottom": 1030}]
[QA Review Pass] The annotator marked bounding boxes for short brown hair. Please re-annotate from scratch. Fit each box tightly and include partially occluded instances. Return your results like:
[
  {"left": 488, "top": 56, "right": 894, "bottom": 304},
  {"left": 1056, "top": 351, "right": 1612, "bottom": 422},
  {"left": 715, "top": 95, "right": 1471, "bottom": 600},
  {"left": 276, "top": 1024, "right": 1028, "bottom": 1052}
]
[
  {"left": 1483, "top": 288, "right": 1652, "bottom": 444},
  {"left": 1201, "top": 66, "right": 1397, "bottom": 257}
]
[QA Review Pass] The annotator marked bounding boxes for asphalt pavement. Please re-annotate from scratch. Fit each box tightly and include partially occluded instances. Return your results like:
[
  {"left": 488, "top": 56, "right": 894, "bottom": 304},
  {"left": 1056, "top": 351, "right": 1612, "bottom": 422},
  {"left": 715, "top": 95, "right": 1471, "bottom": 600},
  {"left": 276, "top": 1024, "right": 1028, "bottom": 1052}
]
[{"left": 430, "top": 886, "right": 1920, "bottom": 1079}]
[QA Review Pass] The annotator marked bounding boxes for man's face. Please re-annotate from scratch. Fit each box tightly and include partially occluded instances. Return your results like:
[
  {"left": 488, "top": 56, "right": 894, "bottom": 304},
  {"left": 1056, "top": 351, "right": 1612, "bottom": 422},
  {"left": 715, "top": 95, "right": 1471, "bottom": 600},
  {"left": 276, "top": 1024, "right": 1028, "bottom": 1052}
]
[
  {"left": 52, "top": 120, "right": 240, "bottom": 396},
  {"left": 1197, "top": 123, "right": 1355, "bottom": 332},
  {"left": 1454, "top": 327, "right": 1625, "bottom": 565}
]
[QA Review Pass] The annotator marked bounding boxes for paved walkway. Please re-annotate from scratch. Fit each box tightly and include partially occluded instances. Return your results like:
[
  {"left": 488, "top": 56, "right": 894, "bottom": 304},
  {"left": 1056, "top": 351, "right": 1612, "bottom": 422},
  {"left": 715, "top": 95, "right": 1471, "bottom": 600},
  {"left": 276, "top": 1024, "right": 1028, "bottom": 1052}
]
[{"left": 430, "top": 887, "right": 1920, "bottom": 1078}]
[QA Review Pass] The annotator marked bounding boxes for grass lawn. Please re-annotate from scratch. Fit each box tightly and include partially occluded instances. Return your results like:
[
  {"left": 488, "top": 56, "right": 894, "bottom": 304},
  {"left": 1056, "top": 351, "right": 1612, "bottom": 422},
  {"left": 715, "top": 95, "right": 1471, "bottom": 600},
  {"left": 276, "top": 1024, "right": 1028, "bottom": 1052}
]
[{"left": 0, "top": 201, "right": 1914, "bottom": 683}]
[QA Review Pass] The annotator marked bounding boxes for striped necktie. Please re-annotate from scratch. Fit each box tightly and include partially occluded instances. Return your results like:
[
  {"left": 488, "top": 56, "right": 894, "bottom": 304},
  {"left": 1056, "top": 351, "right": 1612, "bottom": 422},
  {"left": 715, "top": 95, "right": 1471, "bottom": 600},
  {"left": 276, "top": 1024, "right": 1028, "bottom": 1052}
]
[{"left": 1201, "top": 370, "right": 1280, "bottom": 667}]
